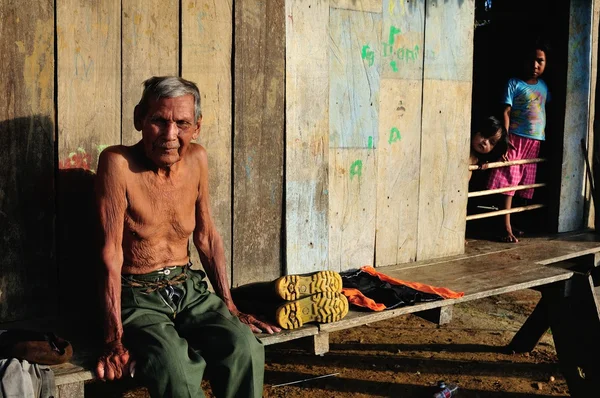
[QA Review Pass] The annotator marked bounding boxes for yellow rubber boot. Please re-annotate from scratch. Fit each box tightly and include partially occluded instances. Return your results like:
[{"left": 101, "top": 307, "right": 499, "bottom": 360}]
[
  {"left": 274, "top": 270, "right": 343, "bottom": 301},
  {"left": 275, "top": 291, "right": 349, "bottom": 330}
]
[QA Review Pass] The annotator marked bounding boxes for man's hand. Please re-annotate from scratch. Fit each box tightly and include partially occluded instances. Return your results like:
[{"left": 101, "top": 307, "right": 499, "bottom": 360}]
[
  {"left": 233, "top": 309, "right": 281, "bottom": 334},
  {"left": 96, "top": 340, "right": 131, "bottom": 381}
]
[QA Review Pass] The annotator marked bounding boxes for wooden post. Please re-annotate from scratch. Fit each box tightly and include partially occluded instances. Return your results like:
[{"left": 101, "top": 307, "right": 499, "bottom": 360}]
[
  {"left": 559, "top": 0, "right": 594, "bottom": 232},
  {"left": 57, "top": 382, "right": 85, "bottom": 398},
  {"left": 311, "top": 332, "right": 330, "bottom": 356},
  {"left": 417, "top": 305, "right": 453, "bottom": 326},
  {"left": 544, "top": 275, "right": 600, "bottom": 396}
]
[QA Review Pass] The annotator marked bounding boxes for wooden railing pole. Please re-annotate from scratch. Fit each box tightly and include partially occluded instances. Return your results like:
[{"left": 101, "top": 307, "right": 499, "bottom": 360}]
[
  {"left": 469, "top": 158, "right": 547, "bottom": 171},
  {"left": 466, "top": 204, "right": 546, "bottom": 221},
  {"left": 468, "top": 183, "right": 546, "bottom": 198}
]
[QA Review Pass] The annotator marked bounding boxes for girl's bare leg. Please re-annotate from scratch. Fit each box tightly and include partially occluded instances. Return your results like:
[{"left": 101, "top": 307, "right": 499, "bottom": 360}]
[{"left": 502, "top": 195, "right": 518, "bottom": 243}]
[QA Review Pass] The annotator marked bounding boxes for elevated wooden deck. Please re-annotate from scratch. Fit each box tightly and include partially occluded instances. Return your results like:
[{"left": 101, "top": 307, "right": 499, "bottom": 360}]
[{"left": 4, "top": 232, "right": 600, "bottom": 397}]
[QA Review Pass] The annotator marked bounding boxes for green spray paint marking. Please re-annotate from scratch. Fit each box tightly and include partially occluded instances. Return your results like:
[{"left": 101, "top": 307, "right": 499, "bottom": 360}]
[
  {"left": 368, "top": 136, "right": 373, "bottom": 149},
  {"left": 390, "top": 60, "right": 398, "bottom": 72},
  {"left": 388, "top": 127, "right": 401, "bottom": 144},
  {"left": 361, "top": 45, "right": 375, "bottom": 66},
  {"left": 388, "top": 25, "right": 401, "bottom": 45},
  {"left": 350, "top": 160, "right": 363, "bottom": 180}
]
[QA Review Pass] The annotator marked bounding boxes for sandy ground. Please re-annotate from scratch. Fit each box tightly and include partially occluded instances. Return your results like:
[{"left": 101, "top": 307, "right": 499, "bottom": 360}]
[{"left": 85, "top": 288, "right": 569, "bottom": 397}]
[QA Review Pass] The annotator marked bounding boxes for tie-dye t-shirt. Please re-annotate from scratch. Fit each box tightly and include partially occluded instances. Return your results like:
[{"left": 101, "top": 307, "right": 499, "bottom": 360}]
[{"left": 503, "top": 78, "right": 550, "bottom": 141}]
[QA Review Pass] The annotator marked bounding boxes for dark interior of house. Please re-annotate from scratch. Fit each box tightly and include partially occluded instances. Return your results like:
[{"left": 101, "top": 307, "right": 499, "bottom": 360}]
[{"left": 468, "top": 0, "right": 570, "bottom": 239}]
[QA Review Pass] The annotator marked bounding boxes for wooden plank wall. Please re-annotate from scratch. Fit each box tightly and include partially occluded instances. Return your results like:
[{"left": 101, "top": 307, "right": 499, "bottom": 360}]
[
  {"left": 558, "top": 0, "right": 593, "bottom": 232},
  {"left": 417, "top": 1, "right": 473, "bottom": 260},
  {"left": 233, "top": 0, "right": 285, "bottom": 285},
  {"left": 2, "top": 0, "right": 499, "bottom": 324},
  {"left": 286, "top": 0, "right": 330, "bottom": 274},
  {"left": 0, "top": 0, "right": 55, "bottom": 322}
]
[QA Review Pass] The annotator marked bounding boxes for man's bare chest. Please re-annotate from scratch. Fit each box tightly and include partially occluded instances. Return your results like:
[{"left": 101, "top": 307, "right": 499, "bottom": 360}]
[{"left": 124, "top": 177, "right": 198, "bottom": 239}]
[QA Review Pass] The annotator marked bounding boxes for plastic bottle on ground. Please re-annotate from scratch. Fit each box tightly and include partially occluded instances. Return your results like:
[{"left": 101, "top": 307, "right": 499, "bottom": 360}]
[{"left": 433, "top": 381, "right": 458, "bottom": 398}]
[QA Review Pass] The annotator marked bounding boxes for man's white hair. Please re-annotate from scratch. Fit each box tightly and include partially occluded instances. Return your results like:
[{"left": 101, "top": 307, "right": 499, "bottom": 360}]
[{"left": 138, "top": 76, "right": 201, "bottom": 121}]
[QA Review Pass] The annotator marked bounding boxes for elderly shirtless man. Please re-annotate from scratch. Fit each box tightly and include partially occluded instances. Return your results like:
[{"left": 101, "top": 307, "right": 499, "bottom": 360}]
[{"left": 95, "top": 76, "right": 279, "bottom": 398}]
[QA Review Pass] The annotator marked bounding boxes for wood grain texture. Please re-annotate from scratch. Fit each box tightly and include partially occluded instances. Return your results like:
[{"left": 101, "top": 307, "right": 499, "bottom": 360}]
[
  {"left": 233, "top": 0, "right": 285, "bottom": 285},
  {"left": 584, "top": 0, "right": 600, "bottom": 228},
  {"left": 322, "top": 235, "right": 600, "bottom": 333},
  {"left": 558, "top": 0, "right": 593, "bottom": 232},
  {"left": 329, "top": 8, "right": 381, "bottom": 148},
  {"left": 286, "top": 0, "right": 330, "bottom": 274},
  {"left": 182, "top": 1, "right": 233, "bottom": 279},
  {"left": 121, "top": 0, "right": 179, "bottom": 146},
  {"left": 330, "top": 0, "right": 382, "bottom": 13},
  {"left": 381, "top": 0, "right": 424, "bottom": 80},
  {"left": 376, "top": 79, "right": 421, "bottom": 266},
  {"left": 0, "top": 0, "right": 55, "bottom": 322},
  {"left": 422, "top": 0, "right": 474, "bottom": 82},
  {"left": 417, "top": 0, "right": 474, "bottom": 261},
  {"left": 329, "top": 149, "right": 376, "bottom": 272},
  {"left": 57, "top": 0, "right": 121, "bottom": 172},
  {"left": 417, "top": 80, "right": 471, "bottom": 260}
]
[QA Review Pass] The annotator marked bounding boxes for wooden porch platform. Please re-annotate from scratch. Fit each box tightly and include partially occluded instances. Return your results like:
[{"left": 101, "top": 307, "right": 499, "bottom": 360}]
[{"left": 11, "top": 231, "right": 600, "bottom": 397}]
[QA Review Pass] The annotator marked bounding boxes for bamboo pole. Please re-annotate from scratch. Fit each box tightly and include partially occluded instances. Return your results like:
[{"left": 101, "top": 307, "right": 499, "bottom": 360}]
[
  {"left": 469, "top": 158, "right": 547, "bottom": 171},
  {"left": 466, "top": 204, "right": 546, "bottom": 221},
  {"left": 468, "top": 183, "right": 547, "bottom": 198}
]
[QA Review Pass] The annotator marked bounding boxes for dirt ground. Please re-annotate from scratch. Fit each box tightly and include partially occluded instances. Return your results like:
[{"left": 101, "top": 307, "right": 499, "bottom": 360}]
[{"left": 85, "top": 288, "right": 570, "bottom": 397}]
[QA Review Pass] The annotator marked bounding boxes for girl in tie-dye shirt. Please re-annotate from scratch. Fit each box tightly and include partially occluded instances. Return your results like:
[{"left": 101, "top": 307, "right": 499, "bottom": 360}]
[{"left": 487, "top": 41, "right": 550, "bottom": 243}]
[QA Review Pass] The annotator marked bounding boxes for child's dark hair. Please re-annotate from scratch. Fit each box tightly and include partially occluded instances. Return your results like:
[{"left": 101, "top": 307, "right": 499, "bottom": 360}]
[
  {"left": 523, "top": 37, "right": 551, "bottom": 61},
  {"left": 472, "top": 116, "right": 509, "bottom": 162}
]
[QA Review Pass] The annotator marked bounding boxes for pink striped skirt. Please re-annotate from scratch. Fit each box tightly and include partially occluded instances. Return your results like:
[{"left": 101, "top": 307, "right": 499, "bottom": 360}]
[{"left": 487, "top": 134, "right": 541, "bottom": 199}]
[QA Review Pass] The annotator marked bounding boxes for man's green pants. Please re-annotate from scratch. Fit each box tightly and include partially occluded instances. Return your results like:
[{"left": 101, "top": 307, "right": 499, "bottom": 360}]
[{"left": 121, "top": 266, "right": 264, "bottom": 398}]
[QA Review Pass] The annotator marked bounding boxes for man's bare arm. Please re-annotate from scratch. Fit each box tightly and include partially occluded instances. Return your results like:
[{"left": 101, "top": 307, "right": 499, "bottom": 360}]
[
  {"left": 95, "top": 148, "right": 130, "bottom": 380},
  {"left": 192, "top": 146, "right": 280, "bottom": 334}
]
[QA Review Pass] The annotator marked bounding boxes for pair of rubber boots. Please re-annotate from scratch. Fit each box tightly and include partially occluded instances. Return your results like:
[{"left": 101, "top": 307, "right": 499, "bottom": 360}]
[{"left": 273, "top": 271, "right": 349, "bottom": 330}]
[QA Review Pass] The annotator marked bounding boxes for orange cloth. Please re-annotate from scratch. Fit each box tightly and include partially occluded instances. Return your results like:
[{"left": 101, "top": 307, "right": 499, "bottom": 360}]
[{"left": 342, "top": 265, "right": 464, "bottom": 312}]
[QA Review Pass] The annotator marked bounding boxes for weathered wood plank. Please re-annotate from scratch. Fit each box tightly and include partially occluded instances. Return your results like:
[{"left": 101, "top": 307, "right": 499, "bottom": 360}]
[
  {"left": 286, "top": 0, "right": 330, "bottom": 274},
  {"left": 330, "top": 0, "right": 382, "bottom": 13},
  {"left": 57, "top": 0, "right": 121, "bottom": 172},
  {"left": 375, "top": 81, "right": 422, "bottom": 266},
  {"left": 329, "top": 149, "right": 376, "bottom": 272},
  {"left": 233, "top": 0, "right": 285, "bottom": 285},
  {"left": 422, "top": 0, "right": 474, "bottom": 82},
  {"left": 56, "top": 0, "right": 120, "bottom": 320},
  {"left": 375, "top": 1, "right": 424, "bottom": 267},
  {"left": 57, "top": 382, "right": 84, "bottom": 398},
  {"left": 417, "top": 0, "right": 474, "bottom": 261},
  {"left": 417, "top": 80, "right": 471, "bottom": 260},
  {"left": 329, "top": 8, "right": 381, "bottom": 148},
  {"left": 182, "top": 1, "right": 233, "bottom": 280},
  {"left": 381, "top": 0, "right": 424, "bottom": 80},
  {"left": 257, "top": 325, "right": 319, "bottom": 346},
  {"left": 558, "top": 0, "right": 593, "bottom": 232},
  {"left": 584, "top": 0, "right": 600, "bottom": 228},
  {"left": 329, "top": 8, "right": 381, "bottom": 149},
  {"left": 0, "top": 0, "right": 55, "bottom": 322},
  {"left": 121, "top": 0, "right": 179, "bottom": 146}
]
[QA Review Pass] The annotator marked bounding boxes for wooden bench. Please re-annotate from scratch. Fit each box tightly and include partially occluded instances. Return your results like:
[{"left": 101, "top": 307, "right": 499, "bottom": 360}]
[{"left": 24, "top": 232, "right": 600, "bottom": 396}]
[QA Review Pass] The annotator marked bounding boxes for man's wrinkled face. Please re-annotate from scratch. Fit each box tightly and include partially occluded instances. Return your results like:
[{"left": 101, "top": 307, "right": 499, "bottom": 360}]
[{"left": 135, "top": 95, "right": 200, "bottom": 168}]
